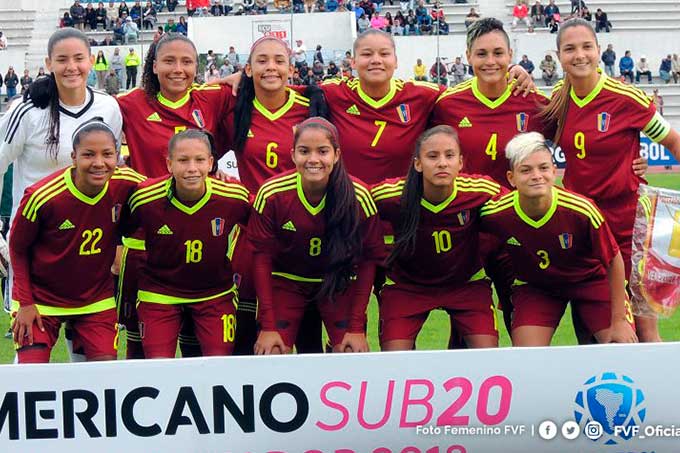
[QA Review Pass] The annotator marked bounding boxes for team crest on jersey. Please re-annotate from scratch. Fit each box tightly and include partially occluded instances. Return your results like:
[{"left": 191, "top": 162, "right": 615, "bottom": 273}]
[
  {"left": 457, "top": 210, "right": 470, "bottom": 225},
  {"left": 211, "top": 217, "right": 226, "bottom": 237},
  {"left": 559, "top": 233, "right": 573, "bottom": 249},
  {"left": 397, "top": 104, "right": 411, "bottom": 123},
  {"left": 597, "top": 112, "right": 610, "bottom": 132},
  {"left": 111, "top": 204, "right": 122, "bottom": 223},
  {"left": 516, "top": 112, "right": 528, "bottom": 132},
  {"left": 192, "top": 109, "right": 206, "bottom": 128}
]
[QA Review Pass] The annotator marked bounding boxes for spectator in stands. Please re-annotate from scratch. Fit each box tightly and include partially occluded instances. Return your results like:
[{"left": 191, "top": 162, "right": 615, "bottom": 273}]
[
  {"left": 94, "top": 50, "right": 109, "bottom": 89},
  {"left": 164, "top": 18, "right": 177, "bottom": 32},
  {"left": 415, "top": 1, "right": 427, "bottom": 23},
  {"left": 464, "top": 7, "right": 480, "bottom": 29},
  {"left": 547, "top": 15, "right": 558, "bottom": 33},
  {"left": 414, "top": 58, "right": 427, "bottom": 80},
  {"left": 327, "top": 61, "right": 339, "bottom": 78},
  {"left": 70, "top": 1, "right": 86, "bottom": 31},
  {"left": 359, "top": 0, "right": 374, "bottom": 17},
  {"left": 570, "top": 0, "right": 585, "bottom": 14},
  {"left": 274, "top": 0, "right": 291, "bottom": 12},
  {"left": 124, "top": 47, "right": 141, "bottom": 89},
  {"left": 60, "top": 12, "right": 74, "bottom": 28},
  {"left": 4, "top": 66, "right": 18, "bottom": 100},
  {"left": 142, "top": 2, "right": 157, "bottom": 29},
  {"left": 540, "top": 54, "right": 557, "bottom": 85},
  {"left": 19, "top": 69, "right": 32, "bottom": 96},
  {"left": 186, "top": 0, "right": 196, "bottom": 15},
  {"left": 291, "top": 68, "right": 303, "bottom": 85},
  {"left": 530, "top": 1, "right": 544, "bottom": 25},
  {"left": 635, "top": 55, "right": 652, "bottom": 83},
  {"left": 399, "top": 0, "right": 412, "bottom": 13},
  {"left": 110, "top": 47, "right": 124, "bottom": 81},
  {"left": 619, "top": 50, "right": 634, "bottom": 83},
  {"left": 312, "top": 59, "right": 325, "bottom": 82},
  {"left": 219, "top": 58, "right": 234, "bottom": 77},
  {"left": 512, "top": 0, "right": 532, "bottom": 30},
  {"left": 123, "top": 17, "right": 139, "bottom": 43},
  {"left": 420, "top": 12, "right": 433, "bottom": 35},
  {"left": 103, "top": 68, "right": 119, "bottom": 94},
  {"left": 255, "top": 0, "right": 268, "bottom": 14},
  {"left": 392, "top": 17, "right": 405, "bottom": 35},
  {"left": 304, "top": 0, "right": 316, "bottom": 13},
  {"left": 660, "top": 54, "right": 672, "bottom": 84},
  {"left": 601, "top": 44, "right": 616, "bottom": 77},
  {"left": 430, "top": 1, "right": 444, "bottom": 22},
  {"left": 153, "top": 26, "right": 164, "bottom": 42},
  {"left": 167, "top": 0, "right": 178, "bottom": 12},
  {"left": 579, "top": 6, "right": 591, "bottom": 21},
  {"left": 450, "top": 56, "right": 466, "bottom": 84},
  {"left": 544, "top": 0, "right": 559, "bottom": 26},
  {"left": 226, "top": 46, "right": 239, "bottom": 66},
  {"left": 430, "top": 57, "right": 447, "bottom": 85},
  {"left": 176, "top": 16, "right": 188, "bottom": 35},
  {"left": 436, "top": 17, "right": 448, "bottom": 34},
  {"left": 93, "top": 2, "right": 107, "bottom": 30},
  {"left": 106, "top": 2, "right": 117, "bottom": 29},
  {"left": 112, "top": 18, "right": 124, "bottom": 43},
  {"left": 130, "top": 1, "right": 143, "bottom": 27},
  {"left": 383, "top": 12, "right": 393, "bottom": 33},
  {"left": 371, "top": 11, "right": 388, "bottom": 30},
  {"left": 292, "top": 0, "right": 303, "bottom": 13},
  {"left": 341, "top": 50, "right": 351, "bottom": 74},
  {"left": 119, "top": 1, "right": 130, "bottom": 18},
  {"left": 87, "top": 67, "right": 97, "bottom": 87},
  {"left": 594, "top": 8, "right": 610, "bottom": 32},
  {"left": 223, "top": 0, "right": 234, "bottom": 15},
  {"left": 36, "top": 67, "right": 47, "bottom": 79},
  {"left": 0, "top": 32, "right": 7, "bottom": 50},
  {"left": 357, "top": 13, "right": 370, "bottom": 33},
  {"left": 518, "top": 54, "right": 535, "bottom": 76},
  {"left": 672, "top": 54, "right": 680, "bottom": 83},
  {"left": 314, "top": 45, "right": 324, "bottom": 64},
  {"left": 153, "top": 0, "right": 165, "bottom": 12},
  {"left": 294, "top": 39, "right": 307, "bottom": 70},
  {"left": 405, "top": 10, "right": 419, "bottom": 35},
  {"left": 205, "top": 63, "right": 219, "bottom": 83}
]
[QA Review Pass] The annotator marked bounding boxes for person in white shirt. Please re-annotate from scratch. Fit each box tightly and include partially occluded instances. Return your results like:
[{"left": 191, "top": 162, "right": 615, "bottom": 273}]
[
  {"left": 0, "top": 32, "right": 8, "bottom": 50},
  {"left": 293, "top": 39, "right": 307, "bottom": 71},
  {"left": 635, "top": 55, "right": 652, "bottom": 83}
]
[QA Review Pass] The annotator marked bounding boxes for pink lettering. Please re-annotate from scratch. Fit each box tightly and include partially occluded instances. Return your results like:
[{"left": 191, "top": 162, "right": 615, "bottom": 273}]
[
  {"left": 436, "top": 377, "right": 472, "bottom": 426},
  {"left": 399, "top": 379, "right": 434, "bottom": 428},
  {"left": 358, "top": 380, "right": 395, "bottom": 430},
  {"left": 476, "top": 376, "right": 512, "bottom": 425},
  {"left": 316, "top": 381, "right": 351, "bottom": 431}
]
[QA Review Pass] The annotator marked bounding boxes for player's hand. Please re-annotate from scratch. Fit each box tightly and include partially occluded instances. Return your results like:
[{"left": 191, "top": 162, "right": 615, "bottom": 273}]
[
  {"left": 608, "top": 320, "right": 638, "bottom": 343},
  {"left": 111, "top": 245, "right": 123, "bottom": 276},
  {"left": 209, "top": 72, "right": 242, "bottom": 96},
  {"left": 338, "top": 332, "right": 369, "bottom": 353},
  {"left": 632, "top": 156, "right": 648, "bottom": 177},
  {"left": 12, "top": 305, "right": 44, "bottom": 347},
  {"left": 254, "top": 330, "right": 289, "bottom": 355},
  {"left": 508, "top": 65, "right": 535, "bottom": 97}
]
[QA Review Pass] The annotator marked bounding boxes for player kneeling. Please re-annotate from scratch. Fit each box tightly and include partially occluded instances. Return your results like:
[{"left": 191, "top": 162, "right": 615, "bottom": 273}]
[
  {"left": 480, "top": 132, "right": 638, "bottom": 346},
  {"left": 372, "top": 126, "right": 502, "bottom": 351},
  {"left": 11, "top": 121, "right": 144, "bottom": 363},
  {"left": 249, "top": 118, "right": 384, "bottom": 354},
  {"left": 127, "top": 130, "right": 250, "bottom": 358}
]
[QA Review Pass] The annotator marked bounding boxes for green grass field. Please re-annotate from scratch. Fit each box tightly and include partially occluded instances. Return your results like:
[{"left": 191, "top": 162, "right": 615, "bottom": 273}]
[{"left": 1, "top": 173, "right": 678, "bottom": 363}]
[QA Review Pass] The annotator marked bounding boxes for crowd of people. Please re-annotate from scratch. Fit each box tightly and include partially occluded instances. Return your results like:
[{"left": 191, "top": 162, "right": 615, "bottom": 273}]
[
  {"left": 514, "top": 0, "right": 611, "bottom": 34},
  {"left": 1, "top": 16, "right": 678, "bottom": 366}
]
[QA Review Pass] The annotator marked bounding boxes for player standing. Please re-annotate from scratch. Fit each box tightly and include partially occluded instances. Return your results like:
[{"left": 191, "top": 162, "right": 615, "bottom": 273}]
[
  {"left": 541, "top": 18, "right": 680, "bottom": 342},
  {"left": 480, "top": 132, "right": 638, "bottom": 345},
  {"left": 372, "top": 126, "right": 502, "bottom": 350},
  {"left": 248, "top": 118, "right": 383, "bottom": 354},
  {"left": 126, "top": 130, "right": 249, "bottom": 358},
  {"left": 10, "top": 121, "right": 143, "bottom": 362}
]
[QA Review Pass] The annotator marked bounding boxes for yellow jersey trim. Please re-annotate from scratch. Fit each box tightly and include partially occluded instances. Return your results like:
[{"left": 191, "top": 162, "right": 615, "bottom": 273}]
[
  {"left": 570, "top": 71, "right": 607, "bottom": 108},
  {"left": 64, "top": 167, "right": 110, "bottom": 206},
  {"left": 122, "top": 237, "right": 146, "bottom": 250},
  {"left": 253, "top": 88, "right": 297, "bottom": 122},
  {"left": 138, "top": 284, "right": 237, "bottom": 305},
  {"left": 11, "top": 297, "right": 115, "bottom": 316},
  {"left": 471, "top": 77, "right": 513, "bottom": 110},
  {"left": 296, "top": 173, "right": 326, "bottom": 216},
  {"left": 272, "top": 272, "right": 323, "bottom": 283}
]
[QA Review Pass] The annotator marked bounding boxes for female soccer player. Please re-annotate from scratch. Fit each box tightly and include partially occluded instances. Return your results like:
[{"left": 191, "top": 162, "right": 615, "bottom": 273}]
[
  {"left": 372, "top": 126, "right": 502, "bottom": 351},
  {"left": 10, "top": 121, "right": 143, "bottom": 363},
  {"left": 480, "top": 132, "right": 638, "bottom": 346},
  {"left": 116, "top": 33, "right": 236, "bottom": 358},
  {"left": 542, "top": 18, "right": 680, "bottom": 342},
  {"left": 248, "top": 117, "right": 383, "bottom": 354},
  {"left": 126, "top": 129, "right": 250, "bottom": 358},
  {"left": 230, "top": 36, "right": 327, "bottom": 355},
  {"left": 0, "top": 28, "right": 122, "bottom": 361}
]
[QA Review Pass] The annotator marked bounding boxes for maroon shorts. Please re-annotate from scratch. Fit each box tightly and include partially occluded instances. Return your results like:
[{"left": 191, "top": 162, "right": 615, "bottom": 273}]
[
  {"left": 379, "top": 280, "right": 497, "bottom": 343},
  {"left": 268, "top": 277, "right": 360, "bottom": 348},
  {"left": 17, "top": 308, "right": 117, "bottom": 363},
  {"left": 137, "top": 293, "right": 237, "bottom": 358},
  {"left": 597, "top": 193, "right": 638, "bottom": 279},
  {"left": 511, "top": 279, "right": 613, "bottom": 334},
  {"left": 230, "top": 225, "right": 256, "bottom": 301}
]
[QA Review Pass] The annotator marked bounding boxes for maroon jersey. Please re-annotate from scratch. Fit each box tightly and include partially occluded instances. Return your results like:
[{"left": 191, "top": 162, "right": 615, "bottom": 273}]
[
  {"left": 431, "top": 78, "right": 548, "bottom": 187},
  {"left": 372, "top": 174, "right": 504, "bottom": 288},
  {"left": 554, "top": 74, "right": 670, "bottom": 202},
  {"left": 127, "top": 176, "right": 250, "bottom": 302},
  {"left": 10, "top": 167, "right": 144, "bottom": 312},
  {"left": 233, "top": 88, "right": 311, "bottom": 193},
  {"left": 117, "top": 84, "right": 235, "bottom": 178},
  {"left": 320, "top": 78, "right": 443, "bottom": 183},
  {"left": 480, "top": 187, "right": 620, "bottom": 288}
]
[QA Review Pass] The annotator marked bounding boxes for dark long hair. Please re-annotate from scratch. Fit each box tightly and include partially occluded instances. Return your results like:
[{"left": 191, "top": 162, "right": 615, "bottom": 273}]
[
  {"left": 142, "top": 33, "right": 198, "bottom": 100},
  {"left": 24, "top": 28, "right": 91, "bottom": 160},
  {"left": 233, "top": 38, "right": 328, "bottom": 154},
  {"left": 294, "top": 118, "right": 362, "bottom": 301},
  {"left": 539, "top": 18, "right": 598, "bottom": 143},
  {"left": 387, "top": 125, "right": 460, "bottom": 266}
]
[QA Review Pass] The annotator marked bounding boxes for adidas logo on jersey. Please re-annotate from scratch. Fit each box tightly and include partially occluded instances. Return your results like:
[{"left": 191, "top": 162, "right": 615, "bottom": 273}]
[
  {"left": 247, "top": 129, "right": 254, "bottom": 138},
  {"left": 458, "top": 117, "right": 472, "bottom": 128},
  {"left": 146, "top": 112, "right": 162, "bottom": 122},
  {"left": 346, "top": 104, "right": 360, "bottom": 116},
  {"left": 506, "top": 236, "right": 521, "bottom": 246},
  {"left": 282, "top": 220, "right": 296, "bottom": 232},
  {"left": 156, "top": 224, "right": 174, "bottom": 235},
  {"left": 58, "top": 219, "right": 75, "bottom": 230}
]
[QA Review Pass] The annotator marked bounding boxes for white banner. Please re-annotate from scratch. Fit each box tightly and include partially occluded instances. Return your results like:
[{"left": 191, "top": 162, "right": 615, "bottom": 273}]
[
  {"left": 1, "top": 344, "right": 680, "bottom": 452},
  {"left": 252, "top": 19, "right": 293, "bottom": 49}
]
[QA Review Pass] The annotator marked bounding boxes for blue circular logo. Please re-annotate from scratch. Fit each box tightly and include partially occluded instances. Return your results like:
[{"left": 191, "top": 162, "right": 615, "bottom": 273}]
[{"left": 574, "top": 372, "right": 646, "bottom": 445}]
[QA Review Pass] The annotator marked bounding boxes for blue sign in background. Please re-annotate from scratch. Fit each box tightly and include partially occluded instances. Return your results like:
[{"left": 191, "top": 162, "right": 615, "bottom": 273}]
[{"left": 551, "top": 136, "right": 679, "bottom": 169}]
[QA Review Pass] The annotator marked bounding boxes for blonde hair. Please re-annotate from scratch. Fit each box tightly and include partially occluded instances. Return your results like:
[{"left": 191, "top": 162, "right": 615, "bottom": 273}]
[{"left": 505, "top": 132, "right": 552, "bottom": 169}]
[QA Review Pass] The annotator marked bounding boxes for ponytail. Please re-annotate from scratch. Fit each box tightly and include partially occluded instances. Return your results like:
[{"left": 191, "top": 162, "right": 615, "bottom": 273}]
[
  {"left": 25, "top": 73, "right": 61, "bottom": 160},
  {"left": 233, "top": 67, "right": 255, "bottom": 154}
]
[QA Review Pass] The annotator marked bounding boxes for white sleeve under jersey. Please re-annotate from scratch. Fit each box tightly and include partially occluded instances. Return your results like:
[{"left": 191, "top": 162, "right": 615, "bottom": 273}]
[{"left": 0, "top": 87, "right": 123, "bottom": 221}]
